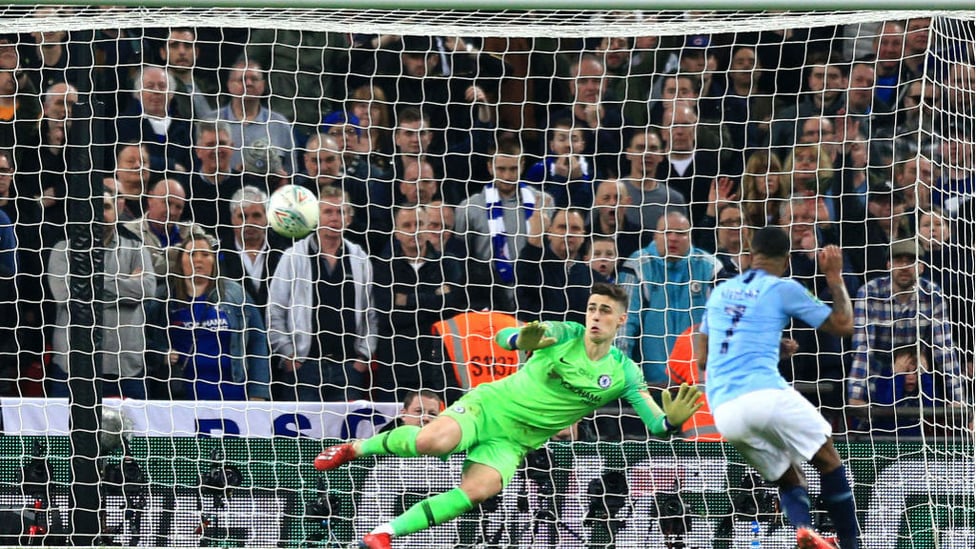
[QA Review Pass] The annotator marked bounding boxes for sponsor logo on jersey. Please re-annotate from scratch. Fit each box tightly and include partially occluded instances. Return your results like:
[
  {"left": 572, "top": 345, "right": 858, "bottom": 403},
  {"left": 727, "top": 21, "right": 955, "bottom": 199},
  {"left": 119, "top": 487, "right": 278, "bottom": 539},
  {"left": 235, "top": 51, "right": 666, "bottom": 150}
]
[
  {"left": 598, "top": 375, "right": 612, "bottom": 388},
  {"left": 174, "top": 317, "right": 229, "bottom": 330},
  {"left": 721, "top": 287, "right": 760, "bottom": 301},
  {"left": 452, "top": 406, "right": 466, "bottom": 414},
  {"left": 560, "top": 380, "right": 601, "bottom": 405}
]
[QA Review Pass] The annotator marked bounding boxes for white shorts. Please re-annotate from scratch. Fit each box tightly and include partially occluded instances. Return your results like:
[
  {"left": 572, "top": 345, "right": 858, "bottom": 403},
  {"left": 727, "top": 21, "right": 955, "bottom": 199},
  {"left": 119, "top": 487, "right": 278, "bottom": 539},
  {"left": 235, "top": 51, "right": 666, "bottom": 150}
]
[{"left": 713, "top": 387, "right": 832, "bottom": 481}]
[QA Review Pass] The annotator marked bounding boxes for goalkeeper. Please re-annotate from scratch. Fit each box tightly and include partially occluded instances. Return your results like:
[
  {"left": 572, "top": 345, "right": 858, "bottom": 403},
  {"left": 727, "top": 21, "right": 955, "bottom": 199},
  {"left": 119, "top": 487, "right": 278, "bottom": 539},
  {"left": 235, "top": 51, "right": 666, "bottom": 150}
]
[{"left": 315, "top": 282, "right": 703, "bottom": 549}]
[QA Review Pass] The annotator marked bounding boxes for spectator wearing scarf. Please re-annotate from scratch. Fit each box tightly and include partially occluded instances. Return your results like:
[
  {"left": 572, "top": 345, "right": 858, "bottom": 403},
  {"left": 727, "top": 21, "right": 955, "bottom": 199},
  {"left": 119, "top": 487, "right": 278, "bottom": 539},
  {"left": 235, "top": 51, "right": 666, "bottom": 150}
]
[{"left": 455, "top": 142, "right": 551, "bottom": 312}]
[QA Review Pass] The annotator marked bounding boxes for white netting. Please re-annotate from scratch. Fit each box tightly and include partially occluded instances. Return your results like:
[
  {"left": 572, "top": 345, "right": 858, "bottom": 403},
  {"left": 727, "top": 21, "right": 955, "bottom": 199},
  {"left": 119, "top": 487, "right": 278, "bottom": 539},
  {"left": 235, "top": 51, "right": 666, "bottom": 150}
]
[
  {"left": 0, "top": 7, "right": 971, "bottom": 37},
  {"left": 0, "top": 6, "right": 971, "bottom": 548}
]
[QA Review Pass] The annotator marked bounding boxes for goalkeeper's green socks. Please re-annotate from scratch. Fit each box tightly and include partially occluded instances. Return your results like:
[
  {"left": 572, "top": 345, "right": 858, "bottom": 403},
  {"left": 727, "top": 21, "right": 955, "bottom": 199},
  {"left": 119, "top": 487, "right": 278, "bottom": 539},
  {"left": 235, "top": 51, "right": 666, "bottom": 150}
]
[
  {"left": 386, "top": 487, "right": 474, "bottom": 537},
  {"left": 357, "top": 425, "right": 421, "bottom": 458}
]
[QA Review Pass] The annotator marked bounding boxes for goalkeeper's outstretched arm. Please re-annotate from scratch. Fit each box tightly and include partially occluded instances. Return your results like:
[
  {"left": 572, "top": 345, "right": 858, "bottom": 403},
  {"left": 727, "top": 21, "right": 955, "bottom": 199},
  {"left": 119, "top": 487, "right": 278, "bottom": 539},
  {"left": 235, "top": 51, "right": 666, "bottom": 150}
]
[
  {"left": 627, "top": 384, "right": 703, "bottom": 437},
  {"left": 496, "top": 321, "right": 558, "bottom": 351}
]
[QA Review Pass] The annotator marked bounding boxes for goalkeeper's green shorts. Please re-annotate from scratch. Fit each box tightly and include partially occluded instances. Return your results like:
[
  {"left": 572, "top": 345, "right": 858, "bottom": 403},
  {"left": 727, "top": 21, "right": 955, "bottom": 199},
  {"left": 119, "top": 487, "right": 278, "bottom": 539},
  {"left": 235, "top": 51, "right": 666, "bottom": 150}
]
[{"left": 441, "top": 389, "right": 536, "bottom": 487}]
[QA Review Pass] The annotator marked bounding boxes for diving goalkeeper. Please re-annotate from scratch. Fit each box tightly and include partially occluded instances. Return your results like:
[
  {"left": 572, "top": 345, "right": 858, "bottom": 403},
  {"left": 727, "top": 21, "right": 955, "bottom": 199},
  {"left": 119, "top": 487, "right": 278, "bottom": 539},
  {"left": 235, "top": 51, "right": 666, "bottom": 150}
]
[{"left": 315, "top": 282, "right": 703, "bottom": 549}]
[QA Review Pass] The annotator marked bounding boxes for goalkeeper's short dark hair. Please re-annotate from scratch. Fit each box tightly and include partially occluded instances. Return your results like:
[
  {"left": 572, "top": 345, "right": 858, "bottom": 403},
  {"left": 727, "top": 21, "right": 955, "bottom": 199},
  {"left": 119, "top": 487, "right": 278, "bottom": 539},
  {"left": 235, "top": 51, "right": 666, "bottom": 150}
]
[
  {"left": 591, "top": 282, "right": 628, "bottom": 310},
  {"left": 750, "top": 226, "right": 791, "bottom": 259}
]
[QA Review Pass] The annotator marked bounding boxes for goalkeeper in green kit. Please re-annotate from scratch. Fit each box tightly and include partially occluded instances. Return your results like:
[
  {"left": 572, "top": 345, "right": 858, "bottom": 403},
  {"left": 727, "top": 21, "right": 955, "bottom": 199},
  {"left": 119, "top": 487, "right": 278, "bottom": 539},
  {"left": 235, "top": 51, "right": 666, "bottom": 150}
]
[{"left": 315, "top": 283, "right": 703, "bottom": 549}]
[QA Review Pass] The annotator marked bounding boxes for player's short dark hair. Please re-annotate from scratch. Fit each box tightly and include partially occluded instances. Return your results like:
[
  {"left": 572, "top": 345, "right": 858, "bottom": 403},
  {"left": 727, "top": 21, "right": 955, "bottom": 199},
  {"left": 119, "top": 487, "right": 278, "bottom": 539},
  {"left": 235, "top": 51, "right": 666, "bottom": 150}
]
[
  {"left": 750, "top": 226, "right": 791, "bottom": 259},
  {"left": 591, "top": 282, "right": 628, "bottom": 310}
]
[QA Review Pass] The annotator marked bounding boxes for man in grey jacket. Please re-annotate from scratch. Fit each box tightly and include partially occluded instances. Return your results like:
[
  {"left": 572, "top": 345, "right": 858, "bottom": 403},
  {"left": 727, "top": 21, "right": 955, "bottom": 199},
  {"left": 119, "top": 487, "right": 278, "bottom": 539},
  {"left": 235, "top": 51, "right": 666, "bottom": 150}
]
[
  {"left": 267, "top": 185, "right": 377, "bottom": 401},
  {"left": 454, "top": 141, "right": 551, "bottom": 313},
  {"left": 47, "top": 191, "right": 157, "bottom": 399}
]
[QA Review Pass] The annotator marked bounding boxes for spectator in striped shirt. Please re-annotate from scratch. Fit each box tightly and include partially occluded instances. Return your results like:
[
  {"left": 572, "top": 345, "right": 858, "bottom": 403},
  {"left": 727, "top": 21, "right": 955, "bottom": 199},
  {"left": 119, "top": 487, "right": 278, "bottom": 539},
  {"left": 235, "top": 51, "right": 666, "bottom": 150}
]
[{"left": 848, "top": 238, "right": 964, "bottom": 412}]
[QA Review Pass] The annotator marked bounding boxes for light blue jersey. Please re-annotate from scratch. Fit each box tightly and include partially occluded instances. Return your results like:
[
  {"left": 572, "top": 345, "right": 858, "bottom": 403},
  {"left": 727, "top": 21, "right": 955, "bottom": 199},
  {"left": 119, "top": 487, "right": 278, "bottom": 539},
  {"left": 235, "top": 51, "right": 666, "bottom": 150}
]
[{"left": 702, "top": 269, "right": 831, "bottom": 409}]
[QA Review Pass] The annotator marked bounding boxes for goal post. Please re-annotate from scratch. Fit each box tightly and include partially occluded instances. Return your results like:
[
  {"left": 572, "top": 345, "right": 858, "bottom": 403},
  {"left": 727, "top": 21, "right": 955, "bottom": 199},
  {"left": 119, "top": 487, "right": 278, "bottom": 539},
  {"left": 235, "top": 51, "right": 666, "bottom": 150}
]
[
  {"left": 0, "top": 5, "right": 971, "bottom": 548},
  {"left": 63, "top": 96, "right": 105, "bottom": 545}
]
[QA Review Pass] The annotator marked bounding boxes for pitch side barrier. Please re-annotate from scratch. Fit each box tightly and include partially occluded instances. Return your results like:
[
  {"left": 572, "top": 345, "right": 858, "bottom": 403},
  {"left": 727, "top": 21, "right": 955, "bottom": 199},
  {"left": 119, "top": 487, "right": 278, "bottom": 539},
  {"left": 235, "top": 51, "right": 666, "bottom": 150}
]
[{"left": 0, "top": 437, "right": 970, "bottom": 548}]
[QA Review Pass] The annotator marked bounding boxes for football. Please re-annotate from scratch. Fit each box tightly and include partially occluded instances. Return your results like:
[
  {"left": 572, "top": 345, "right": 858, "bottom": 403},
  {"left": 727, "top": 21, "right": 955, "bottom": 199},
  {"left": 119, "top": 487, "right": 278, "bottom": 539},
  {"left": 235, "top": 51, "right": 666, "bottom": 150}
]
[{"left": 267, "top": 184, "right": 319, "bottom": 238}]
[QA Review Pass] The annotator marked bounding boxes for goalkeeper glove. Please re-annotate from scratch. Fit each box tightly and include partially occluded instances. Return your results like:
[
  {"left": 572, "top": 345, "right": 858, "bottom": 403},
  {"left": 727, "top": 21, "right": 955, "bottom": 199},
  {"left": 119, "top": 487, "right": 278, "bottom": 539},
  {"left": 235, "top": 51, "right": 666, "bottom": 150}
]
[
  {"left": 661, "top": 383, "right": 704, "bottom": 430},
  {"left": 515, "top": 321, "right": 557, "bottom": 351}
]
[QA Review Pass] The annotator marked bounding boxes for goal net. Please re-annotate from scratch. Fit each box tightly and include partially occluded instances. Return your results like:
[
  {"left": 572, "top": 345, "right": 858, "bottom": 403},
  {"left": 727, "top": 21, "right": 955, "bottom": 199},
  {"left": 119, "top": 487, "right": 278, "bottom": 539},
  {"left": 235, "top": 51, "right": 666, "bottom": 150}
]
[{"left": 0, "top": 5, "right": 972, "bottom": 548}]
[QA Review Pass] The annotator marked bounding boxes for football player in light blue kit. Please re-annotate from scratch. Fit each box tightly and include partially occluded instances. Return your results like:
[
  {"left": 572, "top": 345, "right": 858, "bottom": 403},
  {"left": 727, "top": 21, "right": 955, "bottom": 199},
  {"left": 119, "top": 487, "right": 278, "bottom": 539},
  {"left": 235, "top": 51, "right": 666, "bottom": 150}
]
[{"left": 698, "top": 227, "right": 860, "bottom": 549}]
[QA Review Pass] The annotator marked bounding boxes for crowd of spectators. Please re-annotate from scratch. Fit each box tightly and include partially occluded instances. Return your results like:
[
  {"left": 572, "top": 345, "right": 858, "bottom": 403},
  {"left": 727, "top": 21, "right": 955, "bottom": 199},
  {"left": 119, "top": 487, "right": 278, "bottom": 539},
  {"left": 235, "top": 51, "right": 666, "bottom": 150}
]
[{"left": 0, "top": 12, "right": 972, "bottom": 436}]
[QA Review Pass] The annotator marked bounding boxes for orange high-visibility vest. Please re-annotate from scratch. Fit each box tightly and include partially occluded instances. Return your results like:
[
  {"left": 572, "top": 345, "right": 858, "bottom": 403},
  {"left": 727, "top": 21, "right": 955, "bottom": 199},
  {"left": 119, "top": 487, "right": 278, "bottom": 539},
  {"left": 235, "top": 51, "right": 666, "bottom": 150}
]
[
  {"left": 667, "top": 325, "right": 723, "bottom": 441},
  {"left": 431, "top": 311, "right": 523, "bottom": 390}
]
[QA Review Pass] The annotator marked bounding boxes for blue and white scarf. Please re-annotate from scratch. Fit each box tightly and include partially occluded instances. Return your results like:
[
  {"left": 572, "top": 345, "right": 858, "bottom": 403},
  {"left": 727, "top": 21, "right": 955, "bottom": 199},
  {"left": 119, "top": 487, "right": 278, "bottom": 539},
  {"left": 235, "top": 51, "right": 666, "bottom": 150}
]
[{"left": 485, "top": 183, "right": 535, "bottom": 283}]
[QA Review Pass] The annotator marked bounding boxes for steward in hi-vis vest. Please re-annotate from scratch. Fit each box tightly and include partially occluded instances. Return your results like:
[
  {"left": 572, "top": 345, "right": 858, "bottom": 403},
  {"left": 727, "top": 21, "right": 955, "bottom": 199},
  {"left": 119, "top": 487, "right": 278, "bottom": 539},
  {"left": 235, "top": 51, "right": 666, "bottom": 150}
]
[
  {"left": 667, "top": 325, "right": 723, "bottom": 441},
  {"left": 432, "top": 311, "right": 523, "bottom": 403}
]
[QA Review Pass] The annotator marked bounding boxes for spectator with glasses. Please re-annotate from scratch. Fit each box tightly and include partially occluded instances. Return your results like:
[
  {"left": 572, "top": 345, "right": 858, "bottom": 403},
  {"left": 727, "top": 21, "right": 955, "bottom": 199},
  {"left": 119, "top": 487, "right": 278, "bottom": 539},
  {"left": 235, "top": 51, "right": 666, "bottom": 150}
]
[
  {"left": 714, "top": 203, "right": 752, "bottom": 278},
  {"left": 211, "top": 57, "right": 295, "bottom": 175}
]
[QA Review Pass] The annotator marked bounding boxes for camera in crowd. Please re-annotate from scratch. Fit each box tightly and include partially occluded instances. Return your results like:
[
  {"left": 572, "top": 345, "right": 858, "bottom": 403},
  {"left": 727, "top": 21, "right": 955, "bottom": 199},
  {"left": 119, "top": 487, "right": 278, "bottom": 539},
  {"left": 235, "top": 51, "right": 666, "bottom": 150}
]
[
  {"left": 98, "top": 454, "right": 149, "bottom": 546},
  {"left": 584, "top": 470, "right": 630, "bottom": 549},
  {"left": 196, "top": 449, "right": 246, "bottom": 546},
  {"left": 199, "top": 448, "right": 243, "bottom": 496},
  {"left": 714, "top": 472, "right": 780, "bottom": 539},
  {"left": 101, "top": 455, "right": 147, "bottom": 498},
  {"left": 650, "top": 491, "right": 692, "bottom": 538},
  {"left": 517, "top": 447, "right": 556, "bottom": 515},
  {"left": 523, "top": 447, "right": 555, "bottom": 488},
  {"left": 19, "top": 441, "right": 53, "bottom": 503},
  {"left": 0, "top": 441, "right": 59, "bottom": 546},
  {"left": 304, "top": 476, "right": 343, "bottom": 546},
  {"left": 305, "top": 477, "right": 341, "bottom": 525},
  {"left": 731, "top": 473, "right": 779, "bottom": 522}
]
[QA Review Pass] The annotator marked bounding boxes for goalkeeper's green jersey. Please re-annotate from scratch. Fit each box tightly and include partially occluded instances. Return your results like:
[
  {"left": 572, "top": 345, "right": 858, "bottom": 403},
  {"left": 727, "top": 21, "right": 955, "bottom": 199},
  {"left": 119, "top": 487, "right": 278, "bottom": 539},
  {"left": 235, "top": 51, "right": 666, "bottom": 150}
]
[{"left": 468, "top": 321, "right": 665, "bottom": 448}]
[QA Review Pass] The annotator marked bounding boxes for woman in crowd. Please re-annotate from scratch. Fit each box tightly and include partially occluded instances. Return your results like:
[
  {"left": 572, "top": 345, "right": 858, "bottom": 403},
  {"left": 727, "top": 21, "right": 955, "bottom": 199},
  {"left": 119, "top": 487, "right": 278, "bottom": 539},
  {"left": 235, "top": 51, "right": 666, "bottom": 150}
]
[
  {"left": 783, "top": 142, "right": 836, "bottom": 198},
  {"left": 740, "top": 151, "right": 787, "bottom": 229},
  {"left": 151, "top": 232, "right": 270, "bottom": 401}
]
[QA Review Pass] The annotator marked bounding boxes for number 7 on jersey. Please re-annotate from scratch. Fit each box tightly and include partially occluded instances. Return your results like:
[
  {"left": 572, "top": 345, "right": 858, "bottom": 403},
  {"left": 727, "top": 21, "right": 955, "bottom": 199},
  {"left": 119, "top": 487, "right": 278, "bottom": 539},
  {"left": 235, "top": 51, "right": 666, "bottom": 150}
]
[{"left": 720, "top": 305, "right": 747, "bottom": 354}]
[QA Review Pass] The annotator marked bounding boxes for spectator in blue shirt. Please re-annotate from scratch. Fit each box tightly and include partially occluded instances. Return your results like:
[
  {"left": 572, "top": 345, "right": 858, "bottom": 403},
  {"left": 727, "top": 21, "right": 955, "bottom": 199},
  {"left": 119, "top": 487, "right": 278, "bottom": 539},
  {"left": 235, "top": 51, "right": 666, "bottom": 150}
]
[
  {"left": 869, "top": 344, "right": 944, "bottom": 437},
  {"left": 618, "top": 209, "right": 723, "bottom": 383},
  {"left": 150, "top": 232, "right": 270, "bottom": 401},
  {"left": 211, "top": 57, "right": 295, "bottom": 175},
  {"left": 523, "top": 116, "right": 594, "bottom": 209}
]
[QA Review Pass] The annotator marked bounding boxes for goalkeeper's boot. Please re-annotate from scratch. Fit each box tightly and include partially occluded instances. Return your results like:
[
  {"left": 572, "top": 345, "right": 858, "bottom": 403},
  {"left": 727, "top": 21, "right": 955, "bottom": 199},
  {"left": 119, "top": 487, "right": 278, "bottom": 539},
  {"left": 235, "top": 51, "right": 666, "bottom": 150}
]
[
  {"left": 359, "top": 533, "right": 392, "bottom": 549},
  {"left": 797, "top": 527, "right": 838, "bottom": 549},
  {"left": 314, "top": 443, "right": 357, "bottom": 471}
]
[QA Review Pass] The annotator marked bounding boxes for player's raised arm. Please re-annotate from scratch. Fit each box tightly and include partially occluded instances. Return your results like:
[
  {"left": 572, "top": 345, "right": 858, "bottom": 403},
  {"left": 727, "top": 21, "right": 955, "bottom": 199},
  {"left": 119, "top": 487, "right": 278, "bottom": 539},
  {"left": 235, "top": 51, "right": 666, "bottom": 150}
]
[
  {"left": 815, "top": 246, "right": 854, "bottom": 337},
  {"left": 625, "top": 383, "right": 703, "bottom": 437},
  {"left": 496, "top": 320, "right": 558, "bottom": 351}
]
